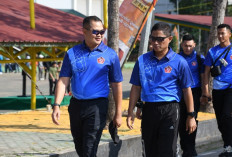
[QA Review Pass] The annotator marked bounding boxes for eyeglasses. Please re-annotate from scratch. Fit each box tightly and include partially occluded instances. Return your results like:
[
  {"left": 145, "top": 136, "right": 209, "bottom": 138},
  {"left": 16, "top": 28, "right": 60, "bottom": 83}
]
[
  {"left": 92, "top": 29, "right": 105, "bottom": 35},
  {"left": 149, "top": 36, "right": 169, "bottom": 42},
  {"left": 84, "top": 27, "right": 105, "bottom": 35}
]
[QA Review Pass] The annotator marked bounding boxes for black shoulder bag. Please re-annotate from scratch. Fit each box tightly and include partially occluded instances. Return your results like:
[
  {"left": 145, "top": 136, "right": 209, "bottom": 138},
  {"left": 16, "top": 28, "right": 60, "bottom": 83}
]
[{"left": 210, "top": 45, "right": 232, "bottom": 77}]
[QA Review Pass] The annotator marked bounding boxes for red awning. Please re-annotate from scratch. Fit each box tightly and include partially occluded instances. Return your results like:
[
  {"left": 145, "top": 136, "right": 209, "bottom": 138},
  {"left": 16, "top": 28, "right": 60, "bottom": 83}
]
[
  {"left": 0, "top": 0, "right": 84, "bottom": 43},
  {"left": 155, "top": 14, "right": 232, "bottom": 31}
]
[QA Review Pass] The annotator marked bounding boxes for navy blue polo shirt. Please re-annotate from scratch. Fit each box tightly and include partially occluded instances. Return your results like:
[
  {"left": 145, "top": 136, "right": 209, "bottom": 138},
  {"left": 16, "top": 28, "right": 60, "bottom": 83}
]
[
  {"left": 179, "top": 51, "right": 205, "bottom": 88},
  {"left": 204, "top": 44, "right": 232, "bottom": 89},
  {"left": 60, "top": 41, "right": 123, "bottom": 99},
  {"left": 130, "top": 48, "right": 193, "bottom": 102}
]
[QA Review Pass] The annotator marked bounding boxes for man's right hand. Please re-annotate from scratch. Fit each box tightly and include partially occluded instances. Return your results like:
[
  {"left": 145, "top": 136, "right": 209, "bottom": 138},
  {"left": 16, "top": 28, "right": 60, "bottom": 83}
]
[
  {"left": 52, "top": 106, "right": 60, "bottom": 125},
  {"left": 186, "top": 116, "right": 197, "bottom": 134},
  {"left": 126, "top": 112, "right": 135, "bottom": 130}
]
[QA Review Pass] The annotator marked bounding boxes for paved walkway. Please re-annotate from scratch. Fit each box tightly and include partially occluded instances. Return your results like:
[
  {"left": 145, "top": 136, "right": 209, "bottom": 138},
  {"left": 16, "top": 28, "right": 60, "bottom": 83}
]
[
  {"left": 0, "top": 131, "right": 120, "bottom": 157},
  {"left": 0, "top": 131, "right": 74, "bottom": 156}
]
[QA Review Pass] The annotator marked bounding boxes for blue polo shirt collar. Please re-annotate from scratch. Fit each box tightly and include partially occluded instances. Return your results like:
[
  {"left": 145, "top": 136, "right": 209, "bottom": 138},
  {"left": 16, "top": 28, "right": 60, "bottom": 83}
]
[
  {"left": 150, "top": 47, "right": 175, "bottom": 60},
  {"left": 180, "top": 50, "right": 196, "bottom": 58},
  {"left": 82, "top": 41, "right": 107, "bottom": 52}
]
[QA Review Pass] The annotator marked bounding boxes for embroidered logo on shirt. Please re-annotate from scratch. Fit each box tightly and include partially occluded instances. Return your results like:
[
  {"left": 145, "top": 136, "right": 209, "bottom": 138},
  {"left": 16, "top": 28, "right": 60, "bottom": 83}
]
[
  {"left": 230, "top": 55, "right": 232, "bottom": 60},
  {"left": 191, "top": 61, "right": 197, "bottom": 66},
  {"left": 97, "top": 57, "right": 105, "bottom": 64},
  {"left": 164, "top": 66, "right": 172, "bottom": 73}
]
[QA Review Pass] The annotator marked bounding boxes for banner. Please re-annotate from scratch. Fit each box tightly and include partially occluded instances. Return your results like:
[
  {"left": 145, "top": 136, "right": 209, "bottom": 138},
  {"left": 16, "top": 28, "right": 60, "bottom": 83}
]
[{"left": 118, "top": 0, "right": 157, "bottom": 66}]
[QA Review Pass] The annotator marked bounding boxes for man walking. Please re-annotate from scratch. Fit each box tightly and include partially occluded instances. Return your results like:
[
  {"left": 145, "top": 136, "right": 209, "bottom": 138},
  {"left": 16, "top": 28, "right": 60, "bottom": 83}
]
[
  {"left": 179, "top": 34, "right": 205, "bottom": 157},
  {"left": 52, "top": 16, "right": 123, "bottom": 157},
  {"left": 202, "top": 24, "right": 232, "bottom": 157},
  {"left": 127, "top": 22, "right": 197, "bottom": 157}
]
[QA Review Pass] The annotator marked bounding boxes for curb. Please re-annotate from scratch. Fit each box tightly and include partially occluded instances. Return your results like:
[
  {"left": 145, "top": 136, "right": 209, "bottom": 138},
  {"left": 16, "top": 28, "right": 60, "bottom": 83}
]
[{"left": 196, "top": 119, "right": 222, "bottom": 153}]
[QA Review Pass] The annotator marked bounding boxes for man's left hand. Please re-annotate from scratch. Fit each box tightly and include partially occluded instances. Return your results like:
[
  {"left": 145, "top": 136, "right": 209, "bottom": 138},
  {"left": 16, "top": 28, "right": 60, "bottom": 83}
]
[{"left": 52, "top": 106, "right": 60, "bottom": 125}]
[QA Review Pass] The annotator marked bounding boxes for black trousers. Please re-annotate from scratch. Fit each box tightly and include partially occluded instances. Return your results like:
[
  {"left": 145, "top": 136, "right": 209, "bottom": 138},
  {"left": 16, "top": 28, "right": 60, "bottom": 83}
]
[
  {"left": 68, "top": 97, "right": 108, "bottom": 157},
  {"left": 213, "top": 88, "right": 232, "bottom": 147},
  {"left": 141, "top": 102, "right": 180, "bottom": 157},
  {"left": 178, "top": 87, "right": 201, "bottom": 157}
]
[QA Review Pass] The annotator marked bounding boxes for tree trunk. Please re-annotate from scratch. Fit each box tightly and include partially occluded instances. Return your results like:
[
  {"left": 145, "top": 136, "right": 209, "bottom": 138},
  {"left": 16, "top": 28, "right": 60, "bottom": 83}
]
[
  {"left": 106, "top": 0, "right": 119, "bottom": 128},
  {"left": 207, "top": 0, "right": 227, "bottom": 51},
  {"left": 201, "top": 0, "right": 227, "bottom": 113}
]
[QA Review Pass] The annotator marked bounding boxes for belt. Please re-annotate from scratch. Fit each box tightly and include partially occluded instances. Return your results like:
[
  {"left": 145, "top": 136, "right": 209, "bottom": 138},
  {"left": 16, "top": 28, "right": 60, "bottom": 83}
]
[
  {"left": 145, "top": 101, "right": 178, "bottom": 106},
  {"left": 72, "top": 96, "right": 107, "bottom": 102}
]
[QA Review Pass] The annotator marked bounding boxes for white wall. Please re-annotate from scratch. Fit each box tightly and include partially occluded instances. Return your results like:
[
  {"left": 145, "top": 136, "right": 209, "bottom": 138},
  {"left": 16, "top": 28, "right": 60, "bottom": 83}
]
[
  {"left": 92, "top": 0, "right": 103, "bottom": 19},
  {"left": 34, "top": 0, "right": 176, "bottom": 20},
  {"left": 35, "top": 0, "right": 72, "bottom": 9},
  {"left": 229, "top": 0, "right": 232, "bottom": 5},
  {"left": 75, "top": 0, "right": 87, "bottom": 15}
]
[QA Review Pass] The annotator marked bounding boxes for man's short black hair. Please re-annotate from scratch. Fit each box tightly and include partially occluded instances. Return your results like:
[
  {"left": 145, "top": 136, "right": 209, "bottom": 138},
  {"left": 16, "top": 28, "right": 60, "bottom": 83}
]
[
  {"left": 51, "top": 62, "right": 57, "bottom": 65},
  {"left": 151, "top": 22, "right": 171, "bottom": 37},
  {"left": 83, "top": 16, "right": 102, "bottom": 30},
  {"left": 217, "top": 24, "right": 231, "bottom": 32},
  {"left": 182, "top": 34, "right": 195, "bottom": 42}
]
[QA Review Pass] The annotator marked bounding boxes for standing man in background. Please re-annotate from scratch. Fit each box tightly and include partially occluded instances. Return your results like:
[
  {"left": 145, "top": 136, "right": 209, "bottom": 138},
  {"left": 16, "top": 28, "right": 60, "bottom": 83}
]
[
  {"left": 202, "top": 24, "right": 232, "bottom": 157},
  {"left": 49, "top": 62, "right": 58, "bottom": 95},
  {"left": 179, "top": 34, "right": 205, "bottom": 157},
  {"left": 127, "top": 22, "right": 196, "bottom": 157},
  {"left": 52, "top": 16, "right": 123, "bottom": 157}
]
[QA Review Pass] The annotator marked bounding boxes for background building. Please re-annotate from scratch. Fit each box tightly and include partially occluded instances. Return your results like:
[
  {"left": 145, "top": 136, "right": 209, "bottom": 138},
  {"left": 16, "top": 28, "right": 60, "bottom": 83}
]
[{"left": 35, "top": 0, "right": 175, "bottom": 20}]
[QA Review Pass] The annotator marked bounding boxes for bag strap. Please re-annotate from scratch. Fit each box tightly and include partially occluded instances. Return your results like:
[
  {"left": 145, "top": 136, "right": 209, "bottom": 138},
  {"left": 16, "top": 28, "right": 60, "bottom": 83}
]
[
  {"left": 213, "top": 44, "right": 232, "bottom": 66},
  {"left": 196, "top": 53, "right": 202, "bottom": 81},
  {"left": 224, "top": 45, "right": 231, "bottom": 59}
]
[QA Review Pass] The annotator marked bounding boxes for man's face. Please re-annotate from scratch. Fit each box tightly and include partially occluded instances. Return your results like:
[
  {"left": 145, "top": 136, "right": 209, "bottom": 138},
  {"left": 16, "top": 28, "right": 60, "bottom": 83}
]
[
  {"left": 217, "top": 27, "right": 231, "bottom": 44},
  {"left": 181, "top": 40, "right": 196, "bottom": 55},
  {"left": 150, "top": 30, "right": 172, "bottom": 53},
  {"left": 83, "top": 21, "right": 104, "bottom": 47}
]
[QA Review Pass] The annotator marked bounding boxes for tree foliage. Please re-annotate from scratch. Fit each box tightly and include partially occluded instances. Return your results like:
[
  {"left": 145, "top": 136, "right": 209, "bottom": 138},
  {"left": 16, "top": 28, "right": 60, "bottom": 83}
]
[
  {"left": 170, "top": 35, "right": 178, "bottom": 53},
  {"left": 169, "top": 0, "right": 212, "bottom": 53},
  {"left": 170, "top": 0, "right": 213, "bottom": 15}
]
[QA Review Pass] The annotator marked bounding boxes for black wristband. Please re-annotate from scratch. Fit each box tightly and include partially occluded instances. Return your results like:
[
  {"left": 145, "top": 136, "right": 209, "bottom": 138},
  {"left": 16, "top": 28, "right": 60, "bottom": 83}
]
[
  {"left": 52, "top": 103, "right": 60, "bottom": 109},
  {"left": 187, "top": 111, "right": 196, "bottom": 118}
]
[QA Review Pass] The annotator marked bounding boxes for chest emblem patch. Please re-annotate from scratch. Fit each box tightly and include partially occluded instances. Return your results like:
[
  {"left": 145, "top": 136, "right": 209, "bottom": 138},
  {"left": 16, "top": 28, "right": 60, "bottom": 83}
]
[
  {"left": 230, "top": 55, "right": 232, "bottom": 60},
  {"left": 191, "top": 61, "right": 197, "bottom": 66},
  {"left": 164, "top": 66, "right": 172, "bottom": 73},
  {"left": 97, "top": 57, "right": 105, "bottom": 64}
]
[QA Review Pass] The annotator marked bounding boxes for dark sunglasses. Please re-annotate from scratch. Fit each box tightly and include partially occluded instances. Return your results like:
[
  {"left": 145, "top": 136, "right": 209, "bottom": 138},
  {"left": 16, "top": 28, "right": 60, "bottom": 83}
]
[
  {"left": 150, "top": 36, "right": 169, "bottom": 42},
  {"left": 92, "top": 29, "right": 105, "bottom": 35}
]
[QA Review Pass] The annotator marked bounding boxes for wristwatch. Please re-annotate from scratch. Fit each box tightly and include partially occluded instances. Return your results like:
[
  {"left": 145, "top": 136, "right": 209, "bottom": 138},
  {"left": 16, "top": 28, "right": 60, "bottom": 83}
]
[
  {"left": 187, "top": 111, "right": 196, "bottom": 118},
  {"left": 52, "top": 103, "right": 60, "bottom": 109}
]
